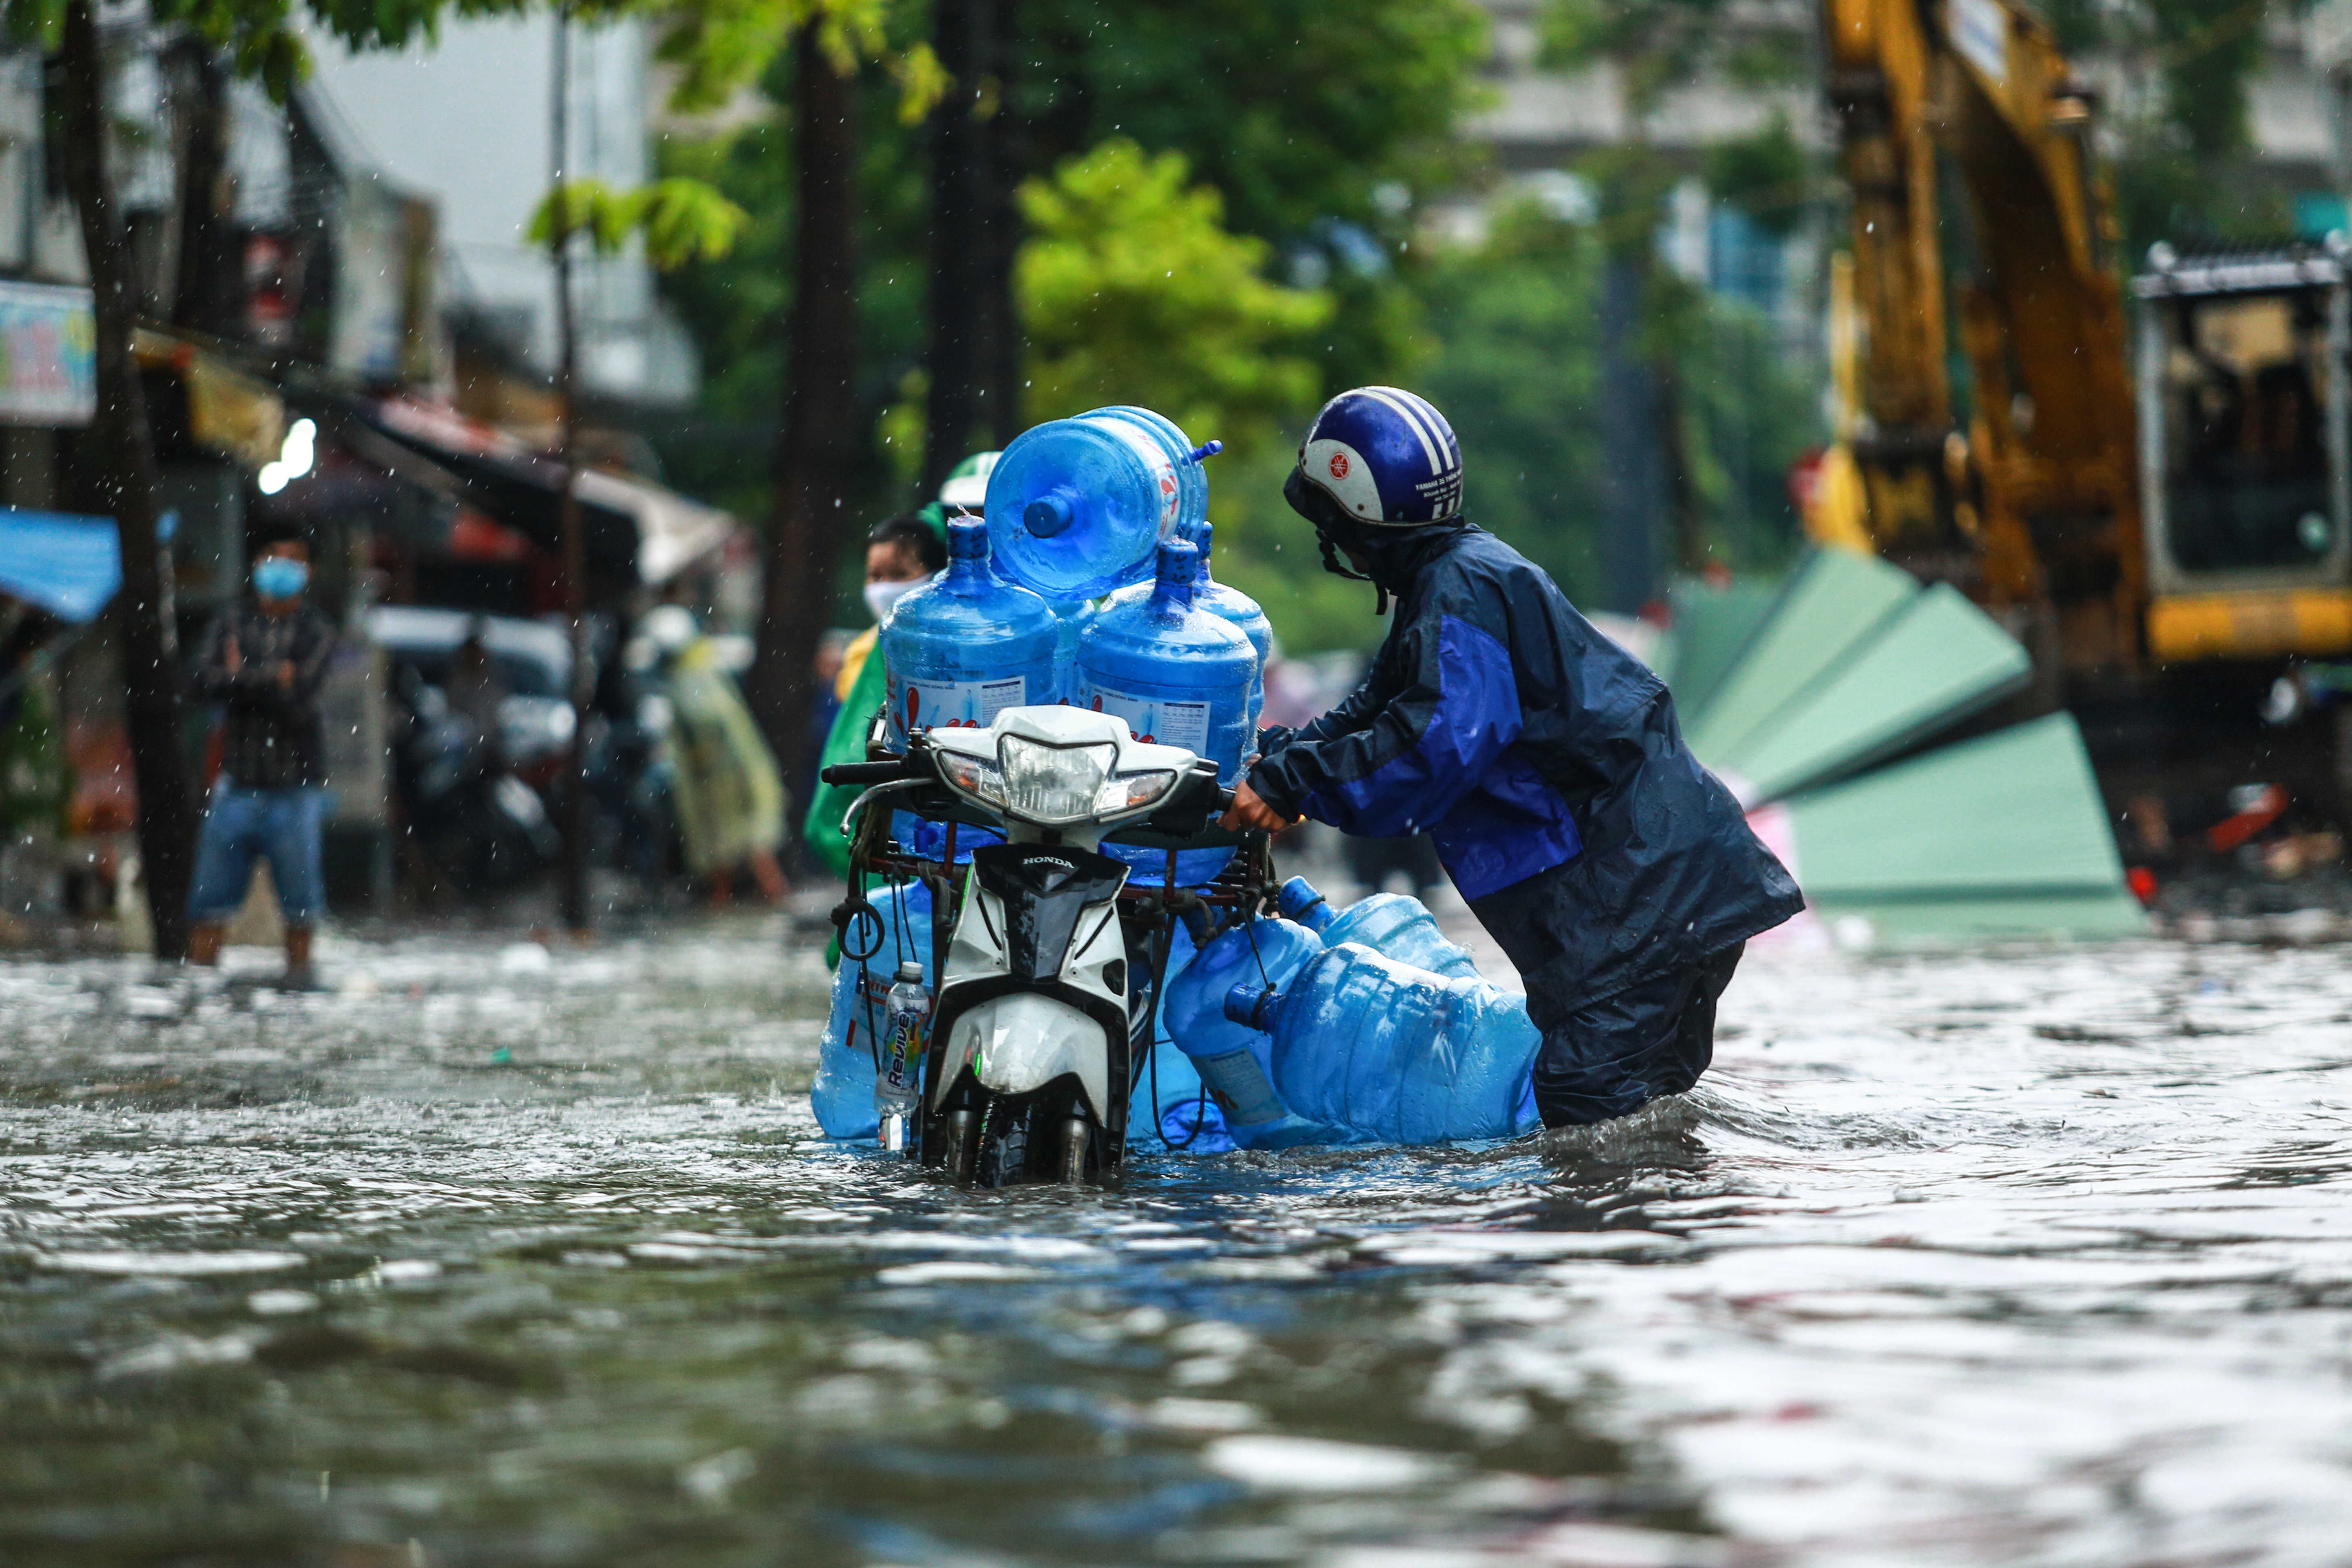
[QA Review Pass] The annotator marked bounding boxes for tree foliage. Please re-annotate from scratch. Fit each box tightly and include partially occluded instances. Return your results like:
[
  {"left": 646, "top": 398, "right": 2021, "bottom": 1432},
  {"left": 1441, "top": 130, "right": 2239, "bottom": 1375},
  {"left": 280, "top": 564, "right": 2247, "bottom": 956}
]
[
  {"left": 2056, "top": 0, "right": 2283, "bottom": 255},
  {"left": 1014, "top": 0, "right": 1488, "bottom": 243},
  {"left": 653, "top": 0, "right": 941, "bottom": 119},
  {"left": 1414, "top": 203, "right": 1813, "bottom": 605},
  {"left": 1017, "top": 139, "right": 1332, "bottom": 451},
  {"left": 530, "top": 175, "right": 746, "bottom": 267},
  {"left": 651, "top": 0, "right": 1491, "bottom": 600}
]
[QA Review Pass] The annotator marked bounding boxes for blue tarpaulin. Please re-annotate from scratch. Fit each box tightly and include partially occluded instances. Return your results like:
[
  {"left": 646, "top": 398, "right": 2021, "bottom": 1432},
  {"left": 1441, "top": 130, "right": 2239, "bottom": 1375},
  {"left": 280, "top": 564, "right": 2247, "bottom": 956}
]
[{"left": 0, "top": 507, "right": 174, "bottom": 624}]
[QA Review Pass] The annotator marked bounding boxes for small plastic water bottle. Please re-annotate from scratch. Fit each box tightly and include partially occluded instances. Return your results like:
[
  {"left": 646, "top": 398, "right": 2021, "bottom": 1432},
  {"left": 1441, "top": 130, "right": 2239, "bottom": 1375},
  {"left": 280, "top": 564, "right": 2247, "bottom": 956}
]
[
  {"left": 875, "top": 960, "right": 928, "bottom": 1152},
  {"left": 812, "top": 883, "right": 933, "bottom": 1140}
]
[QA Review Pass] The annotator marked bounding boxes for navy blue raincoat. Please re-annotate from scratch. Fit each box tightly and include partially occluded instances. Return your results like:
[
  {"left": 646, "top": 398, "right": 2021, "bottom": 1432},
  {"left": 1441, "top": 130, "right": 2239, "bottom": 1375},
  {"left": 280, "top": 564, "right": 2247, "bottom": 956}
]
[{"left": 1247, "top": 523, "right": 1800, "bottom": 1011}]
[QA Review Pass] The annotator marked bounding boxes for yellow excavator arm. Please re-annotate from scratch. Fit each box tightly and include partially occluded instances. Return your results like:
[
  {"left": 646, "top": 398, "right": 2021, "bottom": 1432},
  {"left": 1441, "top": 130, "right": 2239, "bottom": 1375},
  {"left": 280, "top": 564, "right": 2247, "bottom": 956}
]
[{"left": 1817, "top": 0, "right": 2143, "bottom": 674}]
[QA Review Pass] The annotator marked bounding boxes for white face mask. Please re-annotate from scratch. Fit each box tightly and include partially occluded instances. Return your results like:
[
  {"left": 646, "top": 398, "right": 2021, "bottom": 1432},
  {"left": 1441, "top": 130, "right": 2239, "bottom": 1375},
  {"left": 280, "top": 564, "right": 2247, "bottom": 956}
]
[{"left": 863, "top": 575, "right": 926, "bottom": 625}]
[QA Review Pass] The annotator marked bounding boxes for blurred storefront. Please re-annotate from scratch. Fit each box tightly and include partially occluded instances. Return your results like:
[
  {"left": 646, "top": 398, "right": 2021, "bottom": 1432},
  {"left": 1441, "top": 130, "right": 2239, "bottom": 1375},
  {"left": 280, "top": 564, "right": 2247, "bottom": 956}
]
[{"left": 0, "top": 23, "right": 743, "bottom": 934}]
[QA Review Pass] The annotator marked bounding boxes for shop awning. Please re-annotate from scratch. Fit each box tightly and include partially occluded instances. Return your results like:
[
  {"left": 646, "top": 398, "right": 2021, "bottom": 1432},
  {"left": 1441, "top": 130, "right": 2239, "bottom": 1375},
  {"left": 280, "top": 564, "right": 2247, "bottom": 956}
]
[
  {"left": 0, "top": 508, "right": 174, "bottom": 624},
  {"left": 134, "top": 329, "right": 286, "bottom": 468},
  {"left": 363, "top": 397, "right": 735, "bottom": 584}
]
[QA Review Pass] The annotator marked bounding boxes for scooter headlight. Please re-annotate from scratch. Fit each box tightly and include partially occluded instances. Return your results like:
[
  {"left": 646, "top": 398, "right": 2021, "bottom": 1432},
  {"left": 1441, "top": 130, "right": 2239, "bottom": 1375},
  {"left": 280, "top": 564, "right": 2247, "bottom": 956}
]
[
  {"left": 938, "top": 749, "right": 1006, "bottom": 807},
  {"left": 998, "top": 737, "right": 1116, "bottom": 824}
]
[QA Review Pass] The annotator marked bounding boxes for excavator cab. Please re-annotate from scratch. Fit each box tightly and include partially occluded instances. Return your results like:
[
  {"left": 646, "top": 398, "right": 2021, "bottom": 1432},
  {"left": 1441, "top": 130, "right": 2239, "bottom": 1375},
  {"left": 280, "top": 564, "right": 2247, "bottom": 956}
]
[{"left": 2136, "top": 246, "right": 2352, "bottom": 658}]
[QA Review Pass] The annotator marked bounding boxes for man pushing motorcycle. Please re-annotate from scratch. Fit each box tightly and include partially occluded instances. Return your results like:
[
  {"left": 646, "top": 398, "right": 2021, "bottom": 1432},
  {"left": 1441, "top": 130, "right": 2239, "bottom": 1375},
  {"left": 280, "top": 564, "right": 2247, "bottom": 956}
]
[{"left": 1220, "top": 388, "right": 1802, "bottom": 1127}]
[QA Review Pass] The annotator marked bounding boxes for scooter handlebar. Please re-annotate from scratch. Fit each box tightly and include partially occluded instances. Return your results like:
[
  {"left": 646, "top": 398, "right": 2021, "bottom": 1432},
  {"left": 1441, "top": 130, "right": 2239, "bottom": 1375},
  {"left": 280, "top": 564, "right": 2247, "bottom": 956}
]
[{"left": 820, "top": 760, "right": 918, "bottom": 788}]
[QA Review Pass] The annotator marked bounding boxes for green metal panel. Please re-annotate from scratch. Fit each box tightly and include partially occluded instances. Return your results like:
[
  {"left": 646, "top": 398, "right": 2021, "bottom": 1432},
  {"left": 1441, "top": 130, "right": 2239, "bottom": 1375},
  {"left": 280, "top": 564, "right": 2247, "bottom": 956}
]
[
  {"left": 1682, "top": 548, "right": 1919, "bottom": 766},
  {"left": 1647, "top": 628, "right": 1679, "bottom": 684},
  {"left": 1782, "top": 712, "right": 2128, "bottom": 898},
  {"left": 1715, "top": 584, "right": 2033, "bottom": 804},
  {"left": 1809, "top": 891, "right": 2149, "bottom": 943},
  {"left": 1661, "top": 578, "right": 1777, "bottom": 715}
]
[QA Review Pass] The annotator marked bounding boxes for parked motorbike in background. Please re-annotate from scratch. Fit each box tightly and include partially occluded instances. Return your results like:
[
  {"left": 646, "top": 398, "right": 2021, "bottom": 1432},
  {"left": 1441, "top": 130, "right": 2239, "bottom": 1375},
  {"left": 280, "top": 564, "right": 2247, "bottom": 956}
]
[{"left": 388, "top": 664, "right": 562, "bottom": 897}]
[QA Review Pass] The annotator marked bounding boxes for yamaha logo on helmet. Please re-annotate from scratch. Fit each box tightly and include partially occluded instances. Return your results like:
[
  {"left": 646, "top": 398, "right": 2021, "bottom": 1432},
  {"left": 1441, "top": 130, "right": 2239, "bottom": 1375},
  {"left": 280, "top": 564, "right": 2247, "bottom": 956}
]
[{"left": 1296, "top": 386, "right": 1464, "bottom": 526}]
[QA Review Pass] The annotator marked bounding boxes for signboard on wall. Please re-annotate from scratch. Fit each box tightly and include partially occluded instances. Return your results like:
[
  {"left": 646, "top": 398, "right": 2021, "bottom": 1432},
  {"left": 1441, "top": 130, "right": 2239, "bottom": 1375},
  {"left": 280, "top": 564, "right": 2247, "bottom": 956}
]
[
  {"left": 331, "top": 180, "right": 441, "bottom": 388},
  {"left": 0, "top": 279, "right": 95, "bottom": 426}
]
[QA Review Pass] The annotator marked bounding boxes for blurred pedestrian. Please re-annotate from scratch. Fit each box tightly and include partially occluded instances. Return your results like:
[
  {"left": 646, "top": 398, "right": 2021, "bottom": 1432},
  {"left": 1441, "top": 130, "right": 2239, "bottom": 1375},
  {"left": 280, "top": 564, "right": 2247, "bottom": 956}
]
[
  {"left": 640, "top": 606, "right": 788, "bottom": 906},
  {"left": 800, "top": 508, "right": 949, "bottom": 881},
  {"left": 443, "top": 620, "right": 508, "bottom": 753},
  {"left": 186, "top": 528, "right": 336, "bottom": 986},
  {"left": 1346, "top": 831, "right": 1445, "bottom": 900}
]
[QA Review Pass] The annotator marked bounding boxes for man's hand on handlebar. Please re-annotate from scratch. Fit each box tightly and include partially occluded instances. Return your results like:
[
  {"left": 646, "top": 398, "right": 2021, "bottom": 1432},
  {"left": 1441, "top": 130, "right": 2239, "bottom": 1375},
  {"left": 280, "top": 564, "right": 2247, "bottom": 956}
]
[{"left": 1220, "top": 780, "right": 1298, "bottom": 833}]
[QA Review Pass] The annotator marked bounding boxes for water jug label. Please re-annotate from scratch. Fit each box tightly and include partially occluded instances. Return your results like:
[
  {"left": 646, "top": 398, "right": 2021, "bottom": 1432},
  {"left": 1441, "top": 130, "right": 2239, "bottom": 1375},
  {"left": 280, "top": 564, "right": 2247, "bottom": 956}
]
[
  {"left": 889, "top": 673, "right": 1028, "bottom": 743},
  {"left": 1195, "top": 1048, "right": 1286, "bottom": 1125},
  {"left": 1081, "top": 684, "right": 1209, "bottom": 753},
  {"left": 1100, "top": 419, "right": 1182, "bottom": 535}
]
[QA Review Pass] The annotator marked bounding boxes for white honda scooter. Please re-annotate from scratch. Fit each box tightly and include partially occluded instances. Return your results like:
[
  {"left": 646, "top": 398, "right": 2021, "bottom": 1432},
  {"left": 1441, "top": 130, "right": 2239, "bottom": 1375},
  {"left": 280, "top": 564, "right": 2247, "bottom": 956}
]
[{"left": 823, "top": 706, "right": 1260, "bottom": 1185}]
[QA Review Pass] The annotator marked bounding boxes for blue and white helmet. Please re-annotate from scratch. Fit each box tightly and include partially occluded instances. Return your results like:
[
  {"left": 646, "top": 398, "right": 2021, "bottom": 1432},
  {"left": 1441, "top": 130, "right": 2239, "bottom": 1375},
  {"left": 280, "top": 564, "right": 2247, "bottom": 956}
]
[{"left": 1295, "top": 386, "right": 1464, "bottom": 526}]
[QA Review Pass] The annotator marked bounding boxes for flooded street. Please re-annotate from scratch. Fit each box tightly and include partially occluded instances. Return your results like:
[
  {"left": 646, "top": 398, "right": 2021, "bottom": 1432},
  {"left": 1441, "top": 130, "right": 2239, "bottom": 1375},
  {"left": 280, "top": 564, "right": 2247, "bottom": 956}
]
[{"left": 3, "top": 921, "right": 2350, "bottom": 1567}]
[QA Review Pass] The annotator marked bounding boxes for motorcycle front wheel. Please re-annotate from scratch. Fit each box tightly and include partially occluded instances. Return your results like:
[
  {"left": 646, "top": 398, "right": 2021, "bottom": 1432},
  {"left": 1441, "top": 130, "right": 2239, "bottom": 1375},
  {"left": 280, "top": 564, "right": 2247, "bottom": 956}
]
[{"left": 968, "top": 1089, "right": 1107, "bottom": 1188}]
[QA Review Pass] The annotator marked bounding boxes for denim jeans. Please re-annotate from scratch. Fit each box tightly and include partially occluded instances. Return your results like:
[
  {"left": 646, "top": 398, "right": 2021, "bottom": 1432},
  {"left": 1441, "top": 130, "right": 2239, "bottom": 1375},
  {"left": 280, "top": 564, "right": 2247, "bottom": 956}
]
[{"left": 186, "top": 784, "right": 326, "bottom": 926}]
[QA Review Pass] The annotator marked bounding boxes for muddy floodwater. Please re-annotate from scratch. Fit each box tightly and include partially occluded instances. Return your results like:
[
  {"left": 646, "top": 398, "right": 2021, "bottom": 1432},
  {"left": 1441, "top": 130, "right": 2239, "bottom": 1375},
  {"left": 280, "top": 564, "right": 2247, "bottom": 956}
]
[{"left": 2, "top": 920, "right": 2349, "bottom": 1567}]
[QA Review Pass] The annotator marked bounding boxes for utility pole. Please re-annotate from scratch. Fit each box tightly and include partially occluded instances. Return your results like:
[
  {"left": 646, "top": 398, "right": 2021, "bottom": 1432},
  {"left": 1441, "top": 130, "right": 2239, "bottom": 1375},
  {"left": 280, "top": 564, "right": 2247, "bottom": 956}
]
[{"left": 552, "top": 6, "right": 592, "bottom": 933}]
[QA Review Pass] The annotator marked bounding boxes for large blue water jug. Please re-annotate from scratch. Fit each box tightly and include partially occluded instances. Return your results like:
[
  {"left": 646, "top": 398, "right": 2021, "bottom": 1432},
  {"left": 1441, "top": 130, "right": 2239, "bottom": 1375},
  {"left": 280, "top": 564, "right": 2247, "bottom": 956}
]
[
  {"left": 812, "top": 882, "right": 935, "bottom": 1138},
  {"left": 1161, "top": 917, "right": 1334, "bottom": 1148},
  {"left": 882, "top": 518, "right": 1060, "bottom": 749},
  {"left": 1277, "top": 876, "right": 1480, "bottom": 981},
  {"left": 1093, "top": 406, "right": 1208, "bottom": 535},
  {"left": 1106, "top": 521, "right": 1270, "bottom": 734},
  {"left": 1078, "top": 538, "right": 1256, "bottom": 886},
  {"left": 985, "top": 414, "right": 1185, "bottom": 599},
  {"left": 1226, "top": 943, "right": 1544, "bottom": 1145},
  {"left": 1048, "top": 596, "right": 1097, "bottom": 698},
  {"left": 1192, "top": 523, "right": 1271, "bottom": 735}
]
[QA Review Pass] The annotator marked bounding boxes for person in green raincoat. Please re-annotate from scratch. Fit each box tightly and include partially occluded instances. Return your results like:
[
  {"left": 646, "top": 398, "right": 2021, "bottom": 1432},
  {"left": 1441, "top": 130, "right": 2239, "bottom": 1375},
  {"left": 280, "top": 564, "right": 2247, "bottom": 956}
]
[
  {"left": 641, "top": 605, "right": 789, "bottom": 904},
  {"left": 800, "top": 457, "right": 994, "bottom": 880}
]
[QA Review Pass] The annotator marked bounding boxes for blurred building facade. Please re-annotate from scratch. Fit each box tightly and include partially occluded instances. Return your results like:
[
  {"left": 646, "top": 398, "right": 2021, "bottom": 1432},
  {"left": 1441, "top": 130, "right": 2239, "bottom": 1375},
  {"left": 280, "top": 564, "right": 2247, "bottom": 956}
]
[
  {"left": 0, "top": 13, "right": 741, "bottom": 929},
  {"left": 1457, "top": 0, "right": 2352, "bottom": 324},
  {"left": 307, "top": 13, "right": 701, "bottom": 415}
]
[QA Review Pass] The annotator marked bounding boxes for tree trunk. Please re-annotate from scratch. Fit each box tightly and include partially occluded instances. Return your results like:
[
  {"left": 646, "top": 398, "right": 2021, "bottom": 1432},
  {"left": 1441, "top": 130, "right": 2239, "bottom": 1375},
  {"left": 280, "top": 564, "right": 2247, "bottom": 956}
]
[
  {"left": 980, "top": 0, "right": 1023, "bottom": 448},
  {"left": 1596, "top": 256, "right": 1665, "bottom": 615},
  {"left": 168, "top": 40, "right": 238, "bottom": 337},
  {"left": 58, "top": 0, "right": 196, "bottom": 960},
  {"left": 922, "top": 0, "right": 987, "bottom": 493},
  {"left": 747, "top": 25, "right": 860, "bottom": 794},
  {"left": 1656, "top": 359, "right": 1702, "bottom": 581}
]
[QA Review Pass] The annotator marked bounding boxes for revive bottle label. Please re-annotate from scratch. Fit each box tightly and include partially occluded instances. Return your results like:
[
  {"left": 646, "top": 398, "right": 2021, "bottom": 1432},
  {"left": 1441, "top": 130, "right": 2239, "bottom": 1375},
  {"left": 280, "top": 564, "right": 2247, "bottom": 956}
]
[
  {"left": 888, "top": 673, "right": 1029, "bottom": 746},
  {"left": 1079, "top": 683, "right": 1210, "bottom": 753}
]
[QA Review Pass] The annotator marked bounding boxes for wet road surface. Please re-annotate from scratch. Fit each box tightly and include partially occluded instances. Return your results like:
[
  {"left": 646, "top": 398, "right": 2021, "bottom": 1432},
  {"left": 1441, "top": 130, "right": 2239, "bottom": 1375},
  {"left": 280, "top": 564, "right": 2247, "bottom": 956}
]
[{"left": 2, "top": 922, "right": 2349, "bottom": 1566}]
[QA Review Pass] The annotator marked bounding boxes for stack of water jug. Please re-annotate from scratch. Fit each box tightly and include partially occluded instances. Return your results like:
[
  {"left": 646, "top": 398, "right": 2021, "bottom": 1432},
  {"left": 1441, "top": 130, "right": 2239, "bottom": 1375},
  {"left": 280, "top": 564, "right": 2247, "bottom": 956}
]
[
  {"left": 812, "top": 403, "right": 1547, "bottom": 1150},
  {"left": 880, "top": 404, "right": 1270, "bottom": 886}
]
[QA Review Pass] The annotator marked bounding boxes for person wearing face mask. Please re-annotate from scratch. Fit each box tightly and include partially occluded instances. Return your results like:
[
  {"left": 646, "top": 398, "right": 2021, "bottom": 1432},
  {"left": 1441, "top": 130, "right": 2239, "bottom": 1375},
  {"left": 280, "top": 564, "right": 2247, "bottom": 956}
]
[
  {"left": 185, "top": 526, "right": 339, "bottom": 985},
  {"left": 800, "top": 506, "right": 951, "bottom": 883}
]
